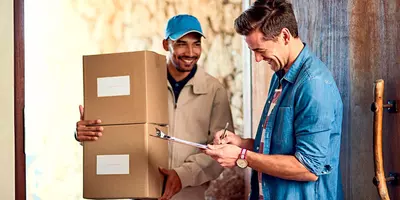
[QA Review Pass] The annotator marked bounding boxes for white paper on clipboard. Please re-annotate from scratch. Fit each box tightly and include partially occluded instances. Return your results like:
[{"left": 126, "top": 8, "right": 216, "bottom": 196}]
[{"left": 152, "top": 128, "right": 208, "bottom": 149}]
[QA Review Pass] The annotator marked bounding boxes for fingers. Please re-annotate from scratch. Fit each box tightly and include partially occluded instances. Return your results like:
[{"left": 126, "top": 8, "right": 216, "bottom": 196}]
[
  {"left": 76, "top": 135, "right": 99, "bottom": 141},
  {"left": 207, "top": 144, "right": 225, "bottom": 150},
  {"left": 213, "top": 130, "right": 234, "bottom": 145},
  {"left": 76, "top": 123, "right": 103, "bottom": 136},
  {"left": 213, "top": 130, "right": 224, "bottom": 144},
  {"left": 160, "top": 184, "right": 173, "bottom": 200},
  {"left": 204, "top": 146, "right": 221, "bottom": 157},
  {"left": 211, "top": 155, "right": 219, "bottom": 160},
  {"left": 218, "top": 137, "right": 228, "bottom": 145},
  {"left": 158, "top": 167, "right": 170, "bottom": 176},
  {"left": 159, "top": 171, "right": 172, "bottom": 200},
  {"left": 77, "top": 131, "right": 102, "bottom": 137},
  {"left": 76, "top": 130, "right": 102, "bottom": 142},
  {"left": 76, "top": 126, "right": 103, "bottom": 132},
  {"left": 79, "top": 105, "right": 84, "bottom": 120},
  {"left": 158, "top": 169, "right": 181, "bottom": 200},
  {"left": 214, "top": 130, "right": 224, "bottom": 138},
  {"left": 77, "top": 119, "right": 102, "bottom": 126},
  {"left": 205, "top": 144, "right": 243, "bottom": 169},
  {"left": 75, "top": 118, "right": 103, "bottom": 142}
]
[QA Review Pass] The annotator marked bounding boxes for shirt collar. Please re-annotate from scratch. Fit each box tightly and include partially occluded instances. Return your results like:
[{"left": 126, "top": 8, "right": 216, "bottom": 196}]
[
  {"left": 281, "top": 43, "right": 311, "bottom": 84},
  {"left": 167, "top": 65, "right": 197, "bottom": 87}
]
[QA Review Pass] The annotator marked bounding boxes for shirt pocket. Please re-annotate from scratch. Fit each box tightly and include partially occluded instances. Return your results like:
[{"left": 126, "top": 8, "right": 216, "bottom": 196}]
[{"left": 271, "top": 107, "right": 295, "bottom": 154}]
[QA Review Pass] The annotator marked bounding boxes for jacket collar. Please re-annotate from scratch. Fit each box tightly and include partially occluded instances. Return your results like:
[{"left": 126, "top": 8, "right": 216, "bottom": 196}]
[
  {"left": 167, "top": 66, "right": 208, "bottom": 95},
  {"left": 185, "top": 67, "right": 208, "bottom": 94}
]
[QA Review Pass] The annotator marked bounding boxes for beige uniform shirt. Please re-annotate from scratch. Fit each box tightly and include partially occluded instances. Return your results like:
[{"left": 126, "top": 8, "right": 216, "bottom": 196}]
[{"left": 167, "top": 67, "right": 234, "bottom": 200}]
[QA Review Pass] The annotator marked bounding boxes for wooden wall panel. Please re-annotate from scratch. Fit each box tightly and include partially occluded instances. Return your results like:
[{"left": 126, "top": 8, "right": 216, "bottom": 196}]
[
  {"left": 251, "top": 60, "right": 273, "bottom": 137},
  {"left": 291, "top": 0, "right": 352, "bottom": 198},
  {"left": 349, "top": 0, "right": 383, "bottom": 199},
  {"left": 251, "top": 0, "right": 399, "bottom": 199},
  {"left": 350, "top": 0, "right": 400, "bottom": 199}
]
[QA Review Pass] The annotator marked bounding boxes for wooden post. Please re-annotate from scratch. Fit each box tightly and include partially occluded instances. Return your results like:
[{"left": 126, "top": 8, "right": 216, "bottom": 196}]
[{"left": 373, "top": 79, "right": 390, "bottom": 200}]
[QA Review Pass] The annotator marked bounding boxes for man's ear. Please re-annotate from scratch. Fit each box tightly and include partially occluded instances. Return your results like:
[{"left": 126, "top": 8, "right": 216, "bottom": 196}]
[
  {"left": 162, "top": 39, "right": 169, "bottom": 51},
  {"left": 281, "top": 28, "right": 291, "bottom": 44}
]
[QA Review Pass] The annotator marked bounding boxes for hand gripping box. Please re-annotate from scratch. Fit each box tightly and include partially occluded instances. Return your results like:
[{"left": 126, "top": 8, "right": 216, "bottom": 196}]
[{"left": 83, "top": 51, "right": 168, "bottom": 125}]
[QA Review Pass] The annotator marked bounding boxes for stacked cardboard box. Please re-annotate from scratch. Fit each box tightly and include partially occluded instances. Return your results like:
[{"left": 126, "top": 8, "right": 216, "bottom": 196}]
[{"left": 82, "top": 51, "right": 169, "bottom": 199}]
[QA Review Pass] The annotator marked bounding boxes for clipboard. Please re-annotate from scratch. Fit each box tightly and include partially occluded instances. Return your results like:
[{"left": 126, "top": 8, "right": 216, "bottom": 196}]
[{"left": 150, "top": 128, "right": 208, "bottom": 149}]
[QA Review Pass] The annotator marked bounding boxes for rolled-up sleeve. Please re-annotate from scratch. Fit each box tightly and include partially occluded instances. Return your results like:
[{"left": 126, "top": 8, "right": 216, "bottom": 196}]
[{"left": 294, "top": 78, "right": 335, "bottom": 176}]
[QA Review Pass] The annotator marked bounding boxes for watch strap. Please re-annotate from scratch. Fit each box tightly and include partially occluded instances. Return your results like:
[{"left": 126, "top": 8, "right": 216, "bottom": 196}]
[{"left": 240, "top": 148, "right": 247, "bottom": 159}]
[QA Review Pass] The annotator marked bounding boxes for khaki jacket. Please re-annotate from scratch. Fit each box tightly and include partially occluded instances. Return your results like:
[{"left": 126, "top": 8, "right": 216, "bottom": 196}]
[{"left": 167, "top": 67, "right": 234, "bottom": 200}]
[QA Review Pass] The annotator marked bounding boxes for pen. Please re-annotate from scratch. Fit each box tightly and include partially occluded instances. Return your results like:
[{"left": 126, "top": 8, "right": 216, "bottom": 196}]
[{"left": 219, "top": 122, "right": 230, "bottom": 141}]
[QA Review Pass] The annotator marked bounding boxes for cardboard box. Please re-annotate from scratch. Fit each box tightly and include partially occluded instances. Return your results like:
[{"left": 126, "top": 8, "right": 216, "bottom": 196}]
[
  {"left": 83, "top": 51, "right": 168, "bottom": 125},
  {"left": 83, "top": 123, "right": 169, "bottom": 199}
]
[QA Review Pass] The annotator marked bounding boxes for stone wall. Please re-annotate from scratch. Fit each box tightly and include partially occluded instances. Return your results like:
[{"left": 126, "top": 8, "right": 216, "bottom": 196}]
[{"left": 71, "top": 0, "right": 245, "bottom": 135}]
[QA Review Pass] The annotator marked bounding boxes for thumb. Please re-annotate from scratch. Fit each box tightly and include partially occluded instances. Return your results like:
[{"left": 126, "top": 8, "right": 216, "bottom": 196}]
[
  {"left": 79, "top": 105, "right": 84, "bottom": 120},
  {"left": 208, "top": 144, "right": 224, "bottom": 150},
  {"left": 207, "top": 144, "right": 217, "bottom": 150},
  {"left": 204, "top": 145, "right": 223, "bottom": 157},
  {"left": 158, "top": 167, "right": 169, "bottom": 175}
]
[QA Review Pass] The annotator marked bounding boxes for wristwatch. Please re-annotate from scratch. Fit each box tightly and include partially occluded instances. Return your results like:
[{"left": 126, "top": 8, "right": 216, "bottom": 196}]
[{"left": 236, "top": 148, "right": 248, "bottom": 169}]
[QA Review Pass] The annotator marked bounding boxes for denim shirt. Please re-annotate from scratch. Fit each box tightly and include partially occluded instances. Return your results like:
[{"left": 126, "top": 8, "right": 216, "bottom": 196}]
[{"left": 249, "top": 44, "right": 344, "bottom": 200}]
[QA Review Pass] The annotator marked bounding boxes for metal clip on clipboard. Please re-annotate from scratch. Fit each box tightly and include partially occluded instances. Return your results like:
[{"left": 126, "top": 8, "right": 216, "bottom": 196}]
[{"left": 151, "top": 128, "right": 208, "bottom": 149}]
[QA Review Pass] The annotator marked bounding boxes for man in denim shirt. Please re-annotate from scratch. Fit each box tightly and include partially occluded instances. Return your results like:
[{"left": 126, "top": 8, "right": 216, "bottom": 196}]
[{"left": 204, "top": 0, "right": 343, "bottom": 199}]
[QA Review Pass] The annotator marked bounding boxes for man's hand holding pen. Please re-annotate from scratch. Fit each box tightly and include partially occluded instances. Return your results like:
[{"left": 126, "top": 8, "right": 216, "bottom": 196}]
[
  {"left": 201, "top": 123, "right": 246, "bottom": 168},
  {"left": 213, "top": 129, "right": 242, "bottom": 147}
]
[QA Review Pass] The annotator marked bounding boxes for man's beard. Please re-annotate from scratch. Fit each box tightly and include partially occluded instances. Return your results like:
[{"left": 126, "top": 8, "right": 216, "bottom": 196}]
[
  {"left": 174, "top": 56, "right": 198, "bottom": 72},
  {"left": 176, "top": 66, "right": 192, "bottom": 72}
]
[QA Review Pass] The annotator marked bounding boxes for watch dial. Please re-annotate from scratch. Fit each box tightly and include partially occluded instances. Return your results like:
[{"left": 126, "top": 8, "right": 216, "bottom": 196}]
[{"left": 236, "top": 159, "right": 248, "bottom": 168}]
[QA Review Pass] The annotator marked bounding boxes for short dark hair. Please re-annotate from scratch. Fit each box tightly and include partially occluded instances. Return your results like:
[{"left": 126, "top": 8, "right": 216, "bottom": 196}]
[{"left": 234, "top": 0, "right": 299, "bottom": 40}]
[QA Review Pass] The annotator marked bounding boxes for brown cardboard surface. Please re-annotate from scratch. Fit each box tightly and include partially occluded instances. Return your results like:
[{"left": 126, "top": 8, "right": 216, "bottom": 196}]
[
  {"left": 83, "top": 51, "right": 168, "bottom": 125},
  {"left": 83, "top": 124, "right": 168, "bottom": 199}
]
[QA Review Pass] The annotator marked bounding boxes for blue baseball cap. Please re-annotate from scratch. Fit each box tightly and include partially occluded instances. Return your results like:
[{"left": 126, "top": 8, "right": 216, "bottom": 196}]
[{"left": 165, "top": 14, "right": 205, "bottom": 40}]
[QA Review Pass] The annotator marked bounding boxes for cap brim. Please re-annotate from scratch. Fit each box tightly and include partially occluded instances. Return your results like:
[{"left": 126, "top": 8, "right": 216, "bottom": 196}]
[{"left": 168, "top": 30, "right": 205, "bottom": 41}]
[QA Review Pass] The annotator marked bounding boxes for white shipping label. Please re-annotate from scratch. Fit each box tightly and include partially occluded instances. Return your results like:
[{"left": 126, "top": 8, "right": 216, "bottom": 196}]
[
  {"left": 97, "top": 76, "right": 130, "bottom": 97},
  {"left": 96, "top": 154, "right": 130, "bottom": 175}
]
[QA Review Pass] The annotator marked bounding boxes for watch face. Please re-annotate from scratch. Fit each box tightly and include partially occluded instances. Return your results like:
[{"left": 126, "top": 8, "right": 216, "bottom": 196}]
[{"left": 236, "top": 159, "right": 248, "bottom": 169}]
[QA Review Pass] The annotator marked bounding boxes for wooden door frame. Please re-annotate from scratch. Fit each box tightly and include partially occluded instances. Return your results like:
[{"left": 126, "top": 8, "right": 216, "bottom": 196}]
[{"left": 14, "top": 0, "right": 25, "bottom": 199}]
